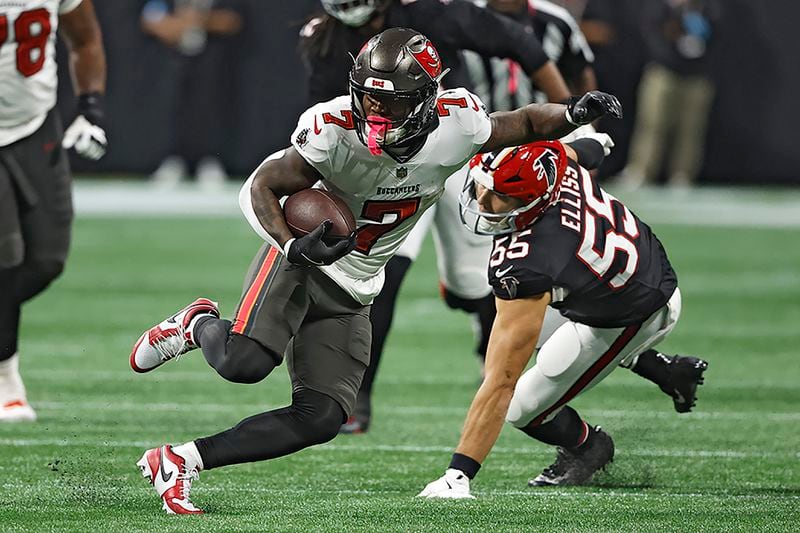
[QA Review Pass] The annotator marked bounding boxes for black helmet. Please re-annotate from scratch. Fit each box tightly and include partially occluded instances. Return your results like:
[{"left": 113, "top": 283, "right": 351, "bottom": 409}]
[{"left": 349, "top": 28, "right": 448, "bottom": 159}]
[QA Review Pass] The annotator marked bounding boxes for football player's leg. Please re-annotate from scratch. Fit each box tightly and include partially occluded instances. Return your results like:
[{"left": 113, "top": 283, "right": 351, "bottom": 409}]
[
  {"left": 342, "top": 209, "right": 433, "bottom": 434},
  {"left": 618, "top": 289, "right": 707, "bottom": 412},
  {"left": 432, "top": 172, "right": 494, "bottom": 362},
  {"left": 0, "top": 112, "right": 71, "bottom": 422},
  {"left": 0, "top": 163, "right": 32, "bottom": 422},
  {"left": 13, "top": 110, "right": 73, "bottom": 304},
  {"left": 507, "top": 304, "right": 677, "bottom": 486},
  {"left": 199, "top": 243, "right": 308, "bottom": 383}
]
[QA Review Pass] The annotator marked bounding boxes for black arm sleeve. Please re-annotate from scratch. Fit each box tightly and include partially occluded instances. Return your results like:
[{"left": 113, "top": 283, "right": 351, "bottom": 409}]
[
  {"left": 567, "top": 138, "right": 605, "bottom": 170},
  {"left": 409, "top": 0, "right": 551, "bottom": 75}
]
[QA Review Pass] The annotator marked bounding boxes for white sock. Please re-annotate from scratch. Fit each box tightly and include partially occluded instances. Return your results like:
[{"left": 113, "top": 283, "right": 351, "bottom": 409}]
[
  {"left": 186, "top": 313, "right": 215, "bottom": 346},
  {"left": 0, "top": 353, "right": 26, "bottom": 403},
  {"left": 173, "top": 441, "right": 204, "bottom": 471}
]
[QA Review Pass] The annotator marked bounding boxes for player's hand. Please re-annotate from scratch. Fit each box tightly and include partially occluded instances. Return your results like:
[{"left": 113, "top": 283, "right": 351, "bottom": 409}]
[
  {"left": 566, "top": 91, "right": 622, "bottom": 126},
  {"left": 63, "top": 115, "right": 107, "bottom": 160},
  {"left": 284, "top": 221, "right": 356, "bottom": 267},
  {"left": 63, "top": 92, "right": 107, "bottom": 160},
  {"left": 576, "top": 131, "right": 616, "bottom": 156},
  {"left": 417, "top": 469, "right": 475, "bottom": 500}
]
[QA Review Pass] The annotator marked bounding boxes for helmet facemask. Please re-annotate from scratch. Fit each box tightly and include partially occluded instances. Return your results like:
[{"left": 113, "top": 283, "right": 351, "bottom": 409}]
[
  {"left": 459, "top": 143, "right": 567, "bottom": 235},
  {"left": 349, "top": 28, "right": 449, "bottom": 162}
]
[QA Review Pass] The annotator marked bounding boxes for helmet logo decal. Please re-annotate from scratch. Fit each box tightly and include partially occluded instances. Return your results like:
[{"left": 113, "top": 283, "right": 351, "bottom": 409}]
[
  {"left": 409, "top": 40, "right": 442, "bottom": 80},
  {"left": 365, "top": 77, "right": 395, "bottom": 90},
  {"left": 533, "top": 148, "right": 559, "bottom": 188}
]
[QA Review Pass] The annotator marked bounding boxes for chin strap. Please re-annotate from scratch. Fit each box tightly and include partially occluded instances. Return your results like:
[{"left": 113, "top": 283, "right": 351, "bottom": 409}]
[{"left": 366, "top": 115, "right": 391, "bottom": 156}]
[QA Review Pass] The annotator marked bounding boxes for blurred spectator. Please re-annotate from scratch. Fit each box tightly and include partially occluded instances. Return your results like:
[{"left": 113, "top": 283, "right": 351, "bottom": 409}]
[
  {"left": 300, "top": 0, "right": 570, "bottom": 105},
  {"left": 616, "top": 0, "right": 720, "bottom": 189},
  {"left": 463, "top": 0, "right": 597, "bottom": 109},
  {"left": 141, "top": 0, "right": 242, "bottom": 188},
  {"left": 580, "top": 0, "right": 647, "bottom": 180}
]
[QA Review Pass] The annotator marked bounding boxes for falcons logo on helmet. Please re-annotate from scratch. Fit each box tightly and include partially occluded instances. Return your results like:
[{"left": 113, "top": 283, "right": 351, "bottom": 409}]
[{"left": 532, "top": 148, "right": 559, "bottom": 188}]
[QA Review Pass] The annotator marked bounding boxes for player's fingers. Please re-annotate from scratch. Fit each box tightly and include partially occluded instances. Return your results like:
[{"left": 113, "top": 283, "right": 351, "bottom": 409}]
[
  {"left": 307, "top": 220, "right": 331, "bottom": 241},
  {"left": 62, "top": 126, "right": 79, "bottom": 149}
]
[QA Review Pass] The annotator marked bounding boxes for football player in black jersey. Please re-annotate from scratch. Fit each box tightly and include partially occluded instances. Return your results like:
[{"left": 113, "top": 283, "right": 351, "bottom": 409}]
[{"left": 419, "top": 136, "right": 708, "bottom": 498}]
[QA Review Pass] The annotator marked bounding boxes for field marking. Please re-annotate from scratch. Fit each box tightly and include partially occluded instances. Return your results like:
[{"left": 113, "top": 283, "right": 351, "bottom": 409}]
[
  {"left": 26, "top": 400, "right": 800, "bottom": 423},
  {"left": 72, "top": 181, "right": 800, "bottom": 228},
  {"left": 1, "top": 480, "right": 797, "bottom": 502},
  {"left": 21, "top": 368, "right": 800, "bottom": 391},
  {"left": 0, "top": 437, "right": 797, "bottom": 460}
]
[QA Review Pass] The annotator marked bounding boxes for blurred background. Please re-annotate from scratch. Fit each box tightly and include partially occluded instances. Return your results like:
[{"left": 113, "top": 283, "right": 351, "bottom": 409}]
[
  {"left": 3, "top": 1, "right": 798, "bottom": 528},
  {"left": 57, "top": 0, "right": 800, "bottom": 185}
]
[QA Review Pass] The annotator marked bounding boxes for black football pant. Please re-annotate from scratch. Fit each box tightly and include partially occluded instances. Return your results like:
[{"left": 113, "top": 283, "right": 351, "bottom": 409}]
[
  {"left": 0, "top": 110, "right": 72, "bottom": 361},
  {"left": 192, "top": 317, "right": 344, "bottom": 469}
]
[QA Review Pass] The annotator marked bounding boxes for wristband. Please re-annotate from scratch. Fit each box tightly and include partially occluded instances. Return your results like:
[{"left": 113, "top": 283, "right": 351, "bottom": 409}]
[
  {"left": 282, "top": 238, "right": 296, "bottom": 257},
  {"left": 78, "top": 92, "right": 105, "bottom": 126},
  {"left": 449, "top": 452, "right": 481, "bottom": 479}
]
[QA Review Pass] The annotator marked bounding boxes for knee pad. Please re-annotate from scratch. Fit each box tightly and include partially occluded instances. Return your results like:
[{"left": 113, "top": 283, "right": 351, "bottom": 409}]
[
  {"left": 216, "top": 334, "right": 279, "bottom": 384},
  {"left": 292, "top": 388, "right": 345, "bottom": 445},
  {"left": 16, "top": 258, "right": 66, "bottom": 302}
]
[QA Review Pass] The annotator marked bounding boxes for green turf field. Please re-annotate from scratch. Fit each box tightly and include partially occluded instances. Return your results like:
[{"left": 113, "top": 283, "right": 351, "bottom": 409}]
[{"left": 1, "top": 191, "right": 799, "bottom": 531}]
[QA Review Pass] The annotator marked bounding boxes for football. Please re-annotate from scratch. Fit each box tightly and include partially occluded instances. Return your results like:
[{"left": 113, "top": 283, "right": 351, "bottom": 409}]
[{"left": 284, "top": 188, "right": 356, "bottom": 243}]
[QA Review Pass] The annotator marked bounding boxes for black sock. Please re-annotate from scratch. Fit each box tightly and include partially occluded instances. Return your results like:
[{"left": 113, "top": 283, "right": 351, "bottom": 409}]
[
  {"left": 0, "top": 267, "right": 21, "bottom": 361},
  {"left": 441, "top": 289, "right": 496, "bottom": 361},
  {"left": 629, "top": 349, "right": 671, "bottom": 387},
  {"left": 195, "top": 388, "right": 344, "bottom": 469},
  {"left": 519, "top": 406, "right": 588, "bottom": 448},
  {"left": 474, "top": 294, "right": 496, "bottom": 360}
]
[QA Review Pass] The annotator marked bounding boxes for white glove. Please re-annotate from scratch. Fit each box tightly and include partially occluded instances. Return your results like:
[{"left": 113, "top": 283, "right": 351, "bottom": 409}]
[
  {"left": 577, "top": 131, "right": 615, "bottom": 156},
  {"left": 62, "top": 115, "right": 107, "bottom": 160},
  {"left": 417, "top": 469, "right": 475, "bottom": 499}
]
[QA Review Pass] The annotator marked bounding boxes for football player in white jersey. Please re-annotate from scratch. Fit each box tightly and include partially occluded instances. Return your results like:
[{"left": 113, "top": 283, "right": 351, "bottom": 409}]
[
  {"left": 0, "top": 0, "right": 106, "bottom": 422},
  {"left": 128, "top": 27, "right": 621, "bottom": 514}
]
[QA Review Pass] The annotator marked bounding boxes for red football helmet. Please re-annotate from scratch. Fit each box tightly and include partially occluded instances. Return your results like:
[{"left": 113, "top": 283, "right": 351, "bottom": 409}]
[{"left": 459, "top": 141, "right": 568, "bottom": 235}]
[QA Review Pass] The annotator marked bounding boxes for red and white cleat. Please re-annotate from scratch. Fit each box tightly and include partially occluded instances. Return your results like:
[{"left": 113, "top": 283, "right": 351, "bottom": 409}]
[
  {"left": 0, "top": 399, "right": 37, "bottom": 422},
  {"left": 137, "top": 445, "right": 203, "bottom": 514},
  {"left": 130, "top": 298, "right": 219, "bottom": 373}
]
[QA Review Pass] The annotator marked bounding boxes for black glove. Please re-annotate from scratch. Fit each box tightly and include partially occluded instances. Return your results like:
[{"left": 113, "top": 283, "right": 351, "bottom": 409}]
[
  {"left": 566, "top": 91, "right": 623, "bottom": 126},
  {"left": 284, "top": 221, "right": 356, "bottom": 267}
]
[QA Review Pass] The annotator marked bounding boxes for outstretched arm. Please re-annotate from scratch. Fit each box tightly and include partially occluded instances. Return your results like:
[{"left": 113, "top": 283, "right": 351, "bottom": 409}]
[
  {"left": 480, "top": 91, "right": 622, "bottom": 153},
  {"left": 418, "top": 292, "right": 550, "bottom": 499},
  {"left": 453, "top": 293, "right": 550, "bottom": 465}
]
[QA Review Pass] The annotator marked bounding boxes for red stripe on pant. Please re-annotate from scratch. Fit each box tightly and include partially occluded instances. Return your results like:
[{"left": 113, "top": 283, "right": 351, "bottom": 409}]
[
  {"left": 232, "top": 246, "right": 280, "bottom": 335},
  {"left": 530, "top": 324, "right": 641, "bottom": 427}
]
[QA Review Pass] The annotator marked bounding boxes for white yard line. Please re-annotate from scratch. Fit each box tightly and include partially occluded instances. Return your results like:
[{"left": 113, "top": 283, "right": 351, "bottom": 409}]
[
  {"left": 0, "top": 437, "right": 796, "bottom": 460},
  {"left": 25, "top": 400, "right": 800, "bottom": 422},
  {"left": 0, "top": 481, "right": 797, "bottom": 501},
  {"left": 21, "top": 368, "right": 800, "bottom": 391}
]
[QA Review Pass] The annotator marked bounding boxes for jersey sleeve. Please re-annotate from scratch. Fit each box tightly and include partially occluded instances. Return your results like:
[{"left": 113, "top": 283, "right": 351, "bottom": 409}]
[
  {"left": 59, "top": 0, "right": 83, "bottom": 14},
  {"left": 290, "top": 98, "right": 347, "bottom": 178},
  {"left": 437, "top": 88, "right": 492, "bottom": 163},
  {"left": 487, "top": 221, "right": 570, "bottom": 300}
]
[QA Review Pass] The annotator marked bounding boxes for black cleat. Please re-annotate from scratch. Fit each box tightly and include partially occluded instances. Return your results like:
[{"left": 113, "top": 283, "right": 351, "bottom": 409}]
[
  {"left": 659, "top": 354, "right": 708, "bottom": 413},
  {"left": 529, "top": 426, "right": 614, "bottom": 487}
]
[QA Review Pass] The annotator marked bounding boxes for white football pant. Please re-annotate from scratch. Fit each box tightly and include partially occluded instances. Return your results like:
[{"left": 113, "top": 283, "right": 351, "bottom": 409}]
[
  {"left": 397, "top": 164, "right": 493, "bottom": 300},
  {"left": 506, "top": 288, "right": 682, "bottom": 428}
]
